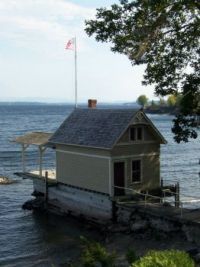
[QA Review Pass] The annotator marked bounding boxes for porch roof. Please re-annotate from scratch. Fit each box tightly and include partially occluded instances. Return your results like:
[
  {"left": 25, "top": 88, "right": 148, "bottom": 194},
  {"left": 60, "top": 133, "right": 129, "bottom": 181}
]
[{"left": 12, "top": 132, "right": 52, "bottom": 147}]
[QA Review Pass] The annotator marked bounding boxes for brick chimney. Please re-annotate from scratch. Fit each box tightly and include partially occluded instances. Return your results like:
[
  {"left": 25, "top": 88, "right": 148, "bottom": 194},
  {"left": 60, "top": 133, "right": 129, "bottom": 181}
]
[{"left": 88, "top": 99, "right": 97, "bottom": 108}]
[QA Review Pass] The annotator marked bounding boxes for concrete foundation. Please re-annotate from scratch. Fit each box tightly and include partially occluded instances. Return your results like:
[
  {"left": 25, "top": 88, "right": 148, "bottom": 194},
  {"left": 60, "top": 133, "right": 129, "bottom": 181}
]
[{"left": 33, "top": 179, "right": 113, "bottom": 222}]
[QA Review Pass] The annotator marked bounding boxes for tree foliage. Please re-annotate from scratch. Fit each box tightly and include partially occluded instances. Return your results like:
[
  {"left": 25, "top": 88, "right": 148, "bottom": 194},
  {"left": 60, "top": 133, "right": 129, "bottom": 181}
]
[
  {"left": 167, "top": 95, "right": 177, "bottom": 107},
  {"left": 80, "top": 236, "right": 116, "bottom": 267},
  {"left": 78, "top": 239, "right": 194, "bottom": 267},
  {"left": 85, "top": 0, "right": 200, "bottom": 142},
  {"left": 137, "top": 94, "right": 148, "bottom": 107},
  {"left": 131, "top": 250, "right": 195, "bottom": 267}
]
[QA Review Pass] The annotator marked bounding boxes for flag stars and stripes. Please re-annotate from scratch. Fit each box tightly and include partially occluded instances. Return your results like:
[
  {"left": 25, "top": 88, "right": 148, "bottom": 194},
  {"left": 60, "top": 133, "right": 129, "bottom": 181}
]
[{"left": 65, "top": 38, "right": 75, "bottom": 50}]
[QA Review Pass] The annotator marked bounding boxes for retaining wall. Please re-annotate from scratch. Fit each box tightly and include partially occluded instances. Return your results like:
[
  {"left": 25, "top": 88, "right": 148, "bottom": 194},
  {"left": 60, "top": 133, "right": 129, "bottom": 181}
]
[{"left": 33, "top": 179, "right": 112, "bottom": 221}]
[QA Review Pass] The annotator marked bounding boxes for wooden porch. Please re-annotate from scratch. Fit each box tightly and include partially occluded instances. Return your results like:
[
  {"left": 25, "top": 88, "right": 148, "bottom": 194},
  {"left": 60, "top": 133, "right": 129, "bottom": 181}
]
[{"left": 12, "top": 131, "right": 55, "bottom": 178}]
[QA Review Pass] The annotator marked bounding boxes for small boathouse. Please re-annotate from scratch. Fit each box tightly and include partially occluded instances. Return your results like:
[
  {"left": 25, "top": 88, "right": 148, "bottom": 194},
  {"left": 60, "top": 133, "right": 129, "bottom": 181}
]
[{"left": 14, "top": 100, "right": 167, "bottom": 222}]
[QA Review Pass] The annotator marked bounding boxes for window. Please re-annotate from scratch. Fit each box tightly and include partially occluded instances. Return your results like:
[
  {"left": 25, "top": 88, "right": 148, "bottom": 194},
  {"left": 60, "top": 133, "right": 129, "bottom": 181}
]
[
  {"left": 130, "top": 128, "right": 136, "bottom": 141},
  {"left": 130, "top": 127, "right": 143, "bottom": 141},
  {"left": 132, "top": 160, "right": 141, "bottom": 182},
  {"left": 137, "top": 127, "right": 142, "bottom": 140}
]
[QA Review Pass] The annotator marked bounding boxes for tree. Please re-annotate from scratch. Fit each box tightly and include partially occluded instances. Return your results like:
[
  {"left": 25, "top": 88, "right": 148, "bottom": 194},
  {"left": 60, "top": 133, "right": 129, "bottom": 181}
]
[
  {"left": 151, "top": 100, "right": 157, "bottom": 107},
  {"left": 167, "top": 95, "right": 177, "bottom": 107},
  {"left": 85, "top": 0, "right": 200, "bottom": 142},
  {"left": 132, "top": 250, "right": 194, "bottom": 267},
  {"left": 159, "top": 97, "right": 166, "bottom": 106},
  {"left": 137, "top": 94, "right": 148, "bottom": 107}
]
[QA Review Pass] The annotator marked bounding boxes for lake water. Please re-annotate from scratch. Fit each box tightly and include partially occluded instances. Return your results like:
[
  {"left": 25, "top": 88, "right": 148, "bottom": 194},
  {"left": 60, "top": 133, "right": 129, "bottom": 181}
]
[{"left": 0, "top": 104, "right": 199, "bottom": 266}]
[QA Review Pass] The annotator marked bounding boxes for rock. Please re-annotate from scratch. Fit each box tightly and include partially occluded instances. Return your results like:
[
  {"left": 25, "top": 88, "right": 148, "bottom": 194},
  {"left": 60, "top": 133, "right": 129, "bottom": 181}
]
[
  {"left": 130, "top": 220, "right": 148, "bottom": 232},
  {"left": 149, "top": 218, "right": 178, "bottom": 233},
  {"left": 187, "top": 248, "right": 199, "bottom": 257},
  {"left": 194, "top": 253, "right": 200, "bottom": 263},
  {"left": 186, "top": 248, "right": 200, "bottom": 263},
  {"left": 182, "top": 224, "right": 197, "bottom": 243},
  {"left": 0, "top": 176, "right": 15, "bottom": 185},
  {"left": 22, "top": 198, "right": 45, "bottom": 210},
  {"left": 108, "top": 224, "right": 129, "bottom": 233},
  {"left": 129, "top": 214, "right": 149, "bottom": 232}
]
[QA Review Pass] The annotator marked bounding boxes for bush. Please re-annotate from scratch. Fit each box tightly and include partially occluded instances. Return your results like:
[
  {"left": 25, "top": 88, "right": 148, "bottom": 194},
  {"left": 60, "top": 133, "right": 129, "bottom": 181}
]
[
  {"left": 80, "top": 236, "right": 116, "bottom": 267},
  {"left": 131, "top": 250, "right": 195, "bottom": 267},
  {"left": 126, "top": 248, "right": 138, "bottom": 264}
]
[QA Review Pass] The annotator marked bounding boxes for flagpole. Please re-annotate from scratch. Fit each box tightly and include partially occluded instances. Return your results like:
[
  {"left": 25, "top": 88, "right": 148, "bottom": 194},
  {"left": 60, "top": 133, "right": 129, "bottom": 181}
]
[{"left": 74, "top": 37, "right": 78, "bottom": 108}]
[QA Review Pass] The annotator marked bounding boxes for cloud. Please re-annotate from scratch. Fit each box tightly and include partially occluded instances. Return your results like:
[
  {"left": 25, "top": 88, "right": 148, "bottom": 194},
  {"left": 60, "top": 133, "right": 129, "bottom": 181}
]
[{"left": 0, "top": 0, "right": 94, "bottom": 54}]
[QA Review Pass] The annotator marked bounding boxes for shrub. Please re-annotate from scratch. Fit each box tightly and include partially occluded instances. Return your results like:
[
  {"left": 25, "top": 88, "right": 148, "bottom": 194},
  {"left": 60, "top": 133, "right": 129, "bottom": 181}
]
[
  {"left": 126, "top": 248, "right": 138, "bottom": 264},
  {"left": 131, "top": 250, "right": 195, "bottom": 267},
  {"left": 80, "top": 236, "right": 116, "bottom": 267}
]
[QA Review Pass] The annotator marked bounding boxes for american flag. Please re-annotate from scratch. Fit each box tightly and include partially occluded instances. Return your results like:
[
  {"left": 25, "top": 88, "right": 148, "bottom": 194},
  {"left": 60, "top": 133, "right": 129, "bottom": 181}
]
[{"left": 65, "top": 38, "right": 75, "bottom": 50}]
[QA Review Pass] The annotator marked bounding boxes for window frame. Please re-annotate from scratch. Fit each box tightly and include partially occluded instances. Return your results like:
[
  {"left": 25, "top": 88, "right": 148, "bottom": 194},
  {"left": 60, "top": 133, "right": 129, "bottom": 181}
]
[
  {"left": 129, "top": 126, "right": 144, "bottom": 142},
  {"left": 131, "top": 159, "right": 142, "bottom": 184}
]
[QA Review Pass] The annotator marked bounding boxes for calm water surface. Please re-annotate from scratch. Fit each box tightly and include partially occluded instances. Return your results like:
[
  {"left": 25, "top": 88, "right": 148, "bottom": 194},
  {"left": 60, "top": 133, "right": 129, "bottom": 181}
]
[{"left": 0, "top": 104, "right": 199, "bottom": 266}]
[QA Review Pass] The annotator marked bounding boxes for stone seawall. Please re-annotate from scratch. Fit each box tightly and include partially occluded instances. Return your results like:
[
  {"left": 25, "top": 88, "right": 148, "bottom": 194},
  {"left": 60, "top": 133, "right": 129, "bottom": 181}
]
[{"left": 116, "top": 203, "right": 200, "bottom": 246}]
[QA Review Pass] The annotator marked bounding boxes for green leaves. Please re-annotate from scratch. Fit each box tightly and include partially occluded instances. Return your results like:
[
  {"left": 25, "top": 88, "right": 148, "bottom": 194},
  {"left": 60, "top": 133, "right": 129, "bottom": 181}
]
[
  {"left": 80, "top": 236, "right": 116, "bottom": 267},
  {"left": 131, "top": 250, "right": 195, "bottom": 267},
  {"left": 137, "top": 94, "right": 148, "bottom": 107},
  {"left": 85, "top": 0, "right": 200, "bottom": 142}
]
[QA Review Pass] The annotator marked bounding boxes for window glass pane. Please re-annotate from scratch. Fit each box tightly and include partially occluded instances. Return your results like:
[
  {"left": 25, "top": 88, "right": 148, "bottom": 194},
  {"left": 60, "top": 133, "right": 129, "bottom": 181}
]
[
  {"left": 137, "top": 127, "right": 142, "bottom": 140},
  {"left": 132, "top": 160, "right": 140, "bottom": 169},
  {"left": 132, "top": 160, "right": 141, "bottom": 182},
  {"left": 130, "top": 128, "right": 135, "bottom": 140}
]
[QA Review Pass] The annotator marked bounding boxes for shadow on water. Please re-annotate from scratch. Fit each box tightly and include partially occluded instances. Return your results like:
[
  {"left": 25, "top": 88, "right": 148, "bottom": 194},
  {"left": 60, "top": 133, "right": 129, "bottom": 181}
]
[{"left": 0, "top": 210, "right": 102, "bottom": 267}]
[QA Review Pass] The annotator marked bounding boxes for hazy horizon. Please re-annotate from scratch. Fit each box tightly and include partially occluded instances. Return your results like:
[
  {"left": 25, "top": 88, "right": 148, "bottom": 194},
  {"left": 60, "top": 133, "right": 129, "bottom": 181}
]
[
  {"left": 0, "top": 97, "right": 139, "bottom": 104},
  {"left": 0, "top": 0, "right": 155, "bottom": 103}
]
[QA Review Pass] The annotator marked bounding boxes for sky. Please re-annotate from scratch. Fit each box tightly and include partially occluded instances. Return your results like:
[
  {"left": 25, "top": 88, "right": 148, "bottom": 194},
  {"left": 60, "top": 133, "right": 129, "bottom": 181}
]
[{"left": 0, "top": 0, "right": 156, "bottom": 103}]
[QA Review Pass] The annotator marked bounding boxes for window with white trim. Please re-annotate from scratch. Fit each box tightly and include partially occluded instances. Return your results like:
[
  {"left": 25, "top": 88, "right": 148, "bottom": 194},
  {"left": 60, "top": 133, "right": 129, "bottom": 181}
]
[
  {"left": 132, "top": 160, "right": 141, "bottom": 182},
  {"left": 130, "top": 127, "right": 143, "bottom": 141}
]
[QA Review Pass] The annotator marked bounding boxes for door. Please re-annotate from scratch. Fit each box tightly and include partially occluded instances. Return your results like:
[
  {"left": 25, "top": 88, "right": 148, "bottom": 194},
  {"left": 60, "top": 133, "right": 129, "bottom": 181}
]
[{"left": 114, "top": 162, "right": 125, "bottom": 196}]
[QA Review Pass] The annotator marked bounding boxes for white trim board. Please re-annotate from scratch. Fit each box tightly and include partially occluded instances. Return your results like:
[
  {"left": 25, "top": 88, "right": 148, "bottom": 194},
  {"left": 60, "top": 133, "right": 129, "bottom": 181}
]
[
  {"left": 116, "top": 141, "right": 157, "bottom": 146},
  {"left": 108, "top": 158, "right": 112, "bottom": 196},
  {"left": 56, "top": 149, "right": 111, "bottom": 160},
  {"left": 112, "top": 153, "right": 159, "bottom": 160}
]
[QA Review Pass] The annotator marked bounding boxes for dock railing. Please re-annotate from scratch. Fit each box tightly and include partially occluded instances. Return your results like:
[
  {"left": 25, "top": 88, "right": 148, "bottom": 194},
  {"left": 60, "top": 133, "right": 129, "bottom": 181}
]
[{"left": 113, "top": 185, "right": 200, "bottom": 217}]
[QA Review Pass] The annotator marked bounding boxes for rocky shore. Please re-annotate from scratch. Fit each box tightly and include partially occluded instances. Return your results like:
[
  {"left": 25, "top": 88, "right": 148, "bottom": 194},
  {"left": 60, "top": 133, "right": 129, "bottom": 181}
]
[
  {"left": 23, "top": 198, "right": 200, "bottom": 266},
  {"left": 145, "top": 105, "right": 178, "bottom": 115},
  {"left": 105, "top": 227, "right": 200, "bottom": 266}
]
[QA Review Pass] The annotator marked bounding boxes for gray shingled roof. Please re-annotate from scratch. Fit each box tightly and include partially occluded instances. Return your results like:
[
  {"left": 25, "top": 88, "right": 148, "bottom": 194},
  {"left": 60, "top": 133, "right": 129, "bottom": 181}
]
[{"left": 49, "top": 108, "right": 138, "bottom": 149}]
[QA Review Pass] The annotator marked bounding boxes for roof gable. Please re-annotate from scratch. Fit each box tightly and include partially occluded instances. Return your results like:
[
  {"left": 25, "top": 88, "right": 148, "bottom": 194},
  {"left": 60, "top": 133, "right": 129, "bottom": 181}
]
[
  {"left": 140, "top": 112, "right": 167, "bottom": 144},
  {"left": 49, "top": 108, "right": 137, "bottom": 149},
  {"left": 115, "top": 111, "right": 167, "bottom": 145},
  {"left": 49, "top": 108, "right": 166, "bottom": 149}
]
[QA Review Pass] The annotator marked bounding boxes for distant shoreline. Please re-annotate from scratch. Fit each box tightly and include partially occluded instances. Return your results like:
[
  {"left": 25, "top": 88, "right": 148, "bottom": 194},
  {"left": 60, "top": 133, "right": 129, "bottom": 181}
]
[
  {"left": 0, "top": 101, "right": 74, "bottom": 105},
  {"left": 145, "top": 106, "right": 178, "bottom": 115},
  {"left": 0, "top": 101, "right": 139, "bottom": 107},
  {"left": 0, "top": 101, "right": 178, "bottom": 115}
]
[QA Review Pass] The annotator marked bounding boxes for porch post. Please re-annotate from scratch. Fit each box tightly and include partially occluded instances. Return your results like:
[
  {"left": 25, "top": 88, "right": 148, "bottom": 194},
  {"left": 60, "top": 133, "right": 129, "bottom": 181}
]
[
  {"left": 108, "top": 158, "right": 113, "bottom": 197},
  {"left": 22, "top": 144, "right": 29, "bottom": 173},
  {"left": 39, "top": 146, "right": 47, "bottom": 178},
  {"left": 39, "top": 147, "right": 42, "bottom": 177}
]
